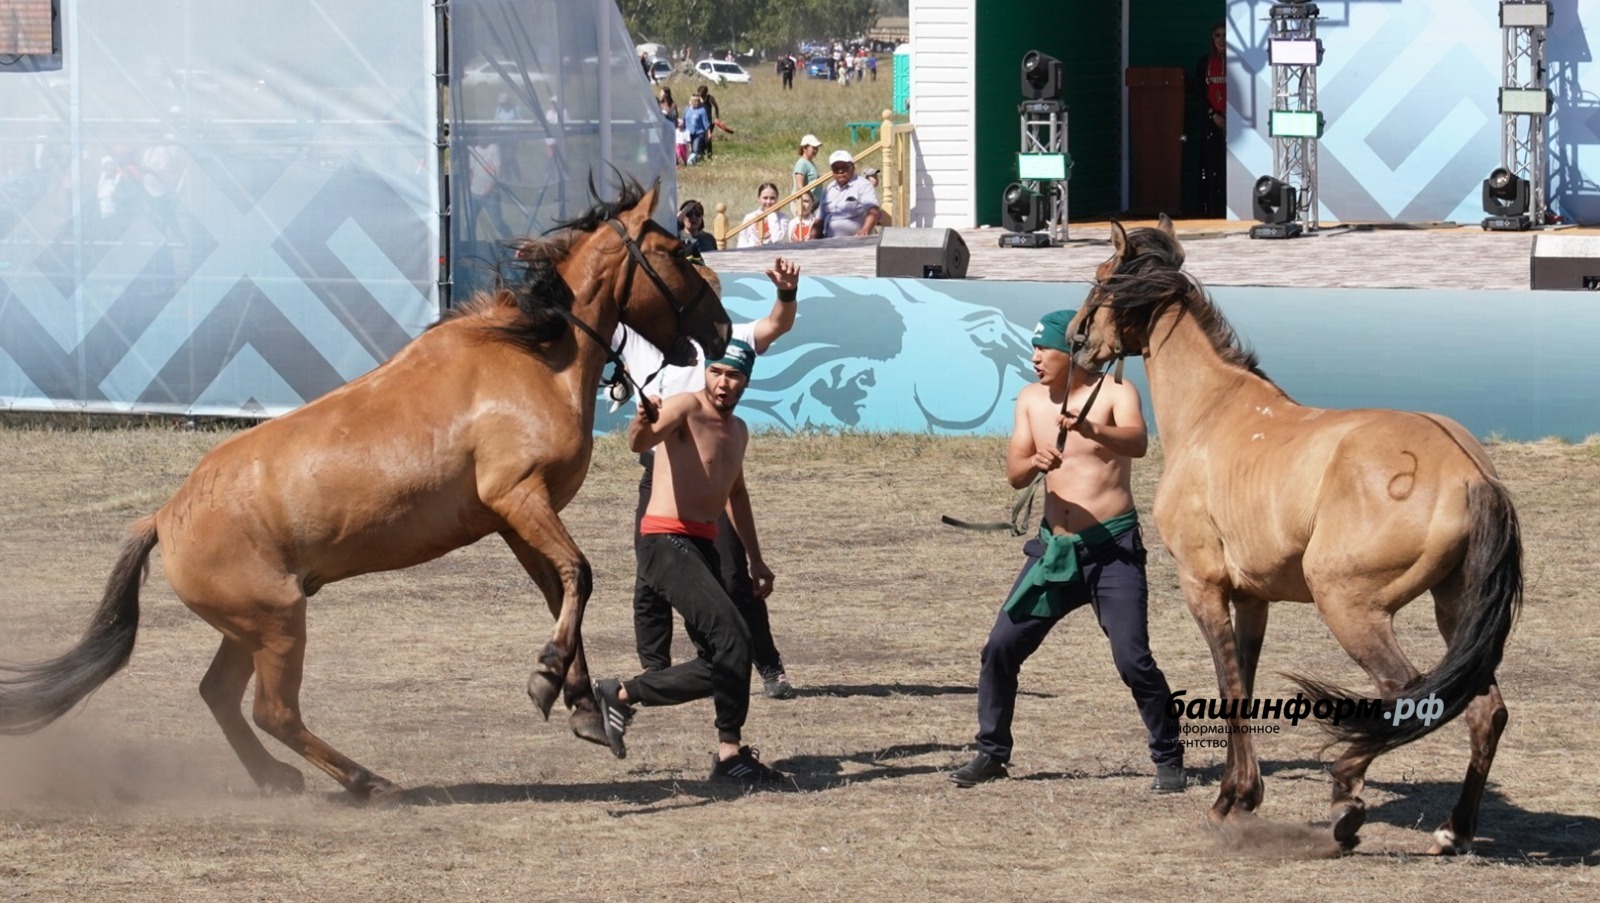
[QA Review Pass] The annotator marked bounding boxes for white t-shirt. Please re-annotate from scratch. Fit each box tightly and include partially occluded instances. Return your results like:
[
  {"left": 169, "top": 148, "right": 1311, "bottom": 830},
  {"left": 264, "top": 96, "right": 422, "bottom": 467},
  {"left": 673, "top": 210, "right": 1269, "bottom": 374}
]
[
  {"left": 738, "top": 207, "right": 790, "bottom": 248},
  {"left": 611, "top": 320, "right": 759, "bottom": 404}
]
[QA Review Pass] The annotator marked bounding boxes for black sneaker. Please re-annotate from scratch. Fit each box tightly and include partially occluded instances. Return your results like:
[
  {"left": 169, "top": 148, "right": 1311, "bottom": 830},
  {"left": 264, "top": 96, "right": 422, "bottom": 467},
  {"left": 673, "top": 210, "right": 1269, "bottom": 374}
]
[
  {"left": 709, "top": 746, "right": 790, "bottom": 788},
  {"left": 758, "top": 666, "right": 795, "bottom": 700},
  {"left": 1151, "top": 763, "right": 1187, "bottom": 793},
  {"left": 591, "top": 678, "right": 634, "bottom": 760},
  {"left": 949, "top": 752, "right": 1008, "bottom": 787}
]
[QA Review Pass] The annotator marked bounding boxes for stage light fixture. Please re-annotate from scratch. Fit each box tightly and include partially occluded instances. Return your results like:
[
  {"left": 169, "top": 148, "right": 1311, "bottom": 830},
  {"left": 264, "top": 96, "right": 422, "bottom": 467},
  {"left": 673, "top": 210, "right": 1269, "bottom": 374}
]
[
  {"left": 1481, "top": 167, "right": 1531, "bottom": 231},
  {"left": 1500, "top": 1, "right": 1551, "bottom": 28},
  {"left": 1252, "top": 176, "right": 1298, "bottom": 224},
  {"left": 1249, "top": 176, "right": 1303, "bottom": 239},
  {"left": 1499, "top": 87, "right": 1553, "bottom": 116},
  {"left": 1268, "top": 39, "right": 1323, "bottom": 67},
  {"left": 1021, "top": 50, "right": 1063, "bottom": 101},
  {"left": 1000, "top": 181, "right": 1046, "bottom": 234},
  {"left": 1269, "top": 109, "right": 1325, "bottom": 139}
]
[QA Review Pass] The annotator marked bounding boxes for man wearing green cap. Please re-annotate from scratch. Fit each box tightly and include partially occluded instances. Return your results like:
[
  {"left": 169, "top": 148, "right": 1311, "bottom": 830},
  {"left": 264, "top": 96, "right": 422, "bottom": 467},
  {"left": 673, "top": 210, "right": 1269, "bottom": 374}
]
[
  {"left": 591, "top": 338, "right": 789, "bottom": 788},
  {"left": 950, "top": 309, "right": 1185, "bottom": 792},
  {"left": 613, "top": 258, "right": 802, "bottom": 702}
]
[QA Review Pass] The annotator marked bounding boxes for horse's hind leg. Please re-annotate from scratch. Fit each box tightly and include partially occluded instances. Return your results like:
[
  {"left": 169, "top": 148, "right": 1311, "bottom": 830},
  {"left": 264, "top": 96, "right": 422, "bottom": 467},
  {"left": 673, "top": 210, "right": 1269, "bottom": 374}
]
[
  {"left": 198, "top": 635, "right": 304, "bottom": 794},
  {"left": 248, "top": 596, "right": 397, "bottom": 801},
  {"left": 1429, "top": 577, "right": 1508, "bottom": 855},
  {"left": 1318, "top": 603, "right": 1420, "bottom": 850},
  {"left": 501, "top": 530, "right": 603, "bottom": 746}
]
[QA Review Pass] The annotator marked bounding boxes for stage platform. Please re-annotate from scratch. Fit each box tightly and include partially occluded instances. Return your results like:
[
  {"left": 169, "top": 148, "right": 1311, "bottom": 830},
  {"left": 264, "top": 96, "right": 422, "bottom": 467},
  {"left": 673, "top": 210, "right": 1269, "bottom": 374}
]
[{"left": 704, "top": 220, "right": 1591, "bottom": 292}]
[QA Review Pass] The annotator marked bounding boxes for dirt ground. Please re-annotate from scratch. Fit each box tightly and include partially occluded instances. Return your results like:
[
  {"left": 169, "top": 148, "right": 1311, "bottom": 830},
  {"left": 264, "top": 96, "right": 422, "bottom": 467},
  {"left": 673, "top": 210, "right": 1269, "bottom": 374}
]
[{"left": 0, "top": 426, "right": 1596, "bottom": 902}]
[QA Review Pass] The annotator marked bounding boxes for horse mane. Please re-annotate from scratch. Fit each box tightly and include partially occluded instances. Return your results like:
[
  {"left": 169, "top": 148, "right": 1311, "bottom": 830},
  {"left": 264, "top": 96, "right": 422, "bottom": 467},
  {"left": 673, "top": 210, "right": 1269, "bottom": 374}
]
[
  {"left": 437, "top": 176, "right": 656, "bottom": 352},
  {"left": 1102, "top": 233, "right": 1268, "bottom": 379}
]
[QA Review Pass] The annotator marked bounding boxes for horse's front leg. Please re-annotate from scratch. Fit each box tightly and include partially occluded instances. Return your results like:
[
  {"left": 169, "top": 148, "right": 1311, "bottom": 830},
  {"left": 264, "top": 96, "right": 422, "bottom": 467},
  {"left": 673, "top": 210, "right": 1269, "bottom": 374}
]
[
  {"left": 496, "top": 494, "right": 603, "bottom": 747},
  {"left": 1180, "top": 573, "right": 1263, "bottom": 823}
]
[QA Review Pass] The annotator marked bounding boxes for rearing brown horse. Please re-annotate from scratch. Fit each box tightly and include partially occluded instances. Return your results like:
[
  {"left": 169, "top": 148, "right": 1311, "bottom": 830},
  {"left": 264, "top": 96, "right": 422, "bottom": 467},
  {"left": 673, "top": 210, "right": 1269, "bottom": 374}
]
[
  {"left": 0, "top": 181, "right": 730, "bottom": 800},
  {"left": 1071, "top": 218, "right": 1521, "bottom": 854}
]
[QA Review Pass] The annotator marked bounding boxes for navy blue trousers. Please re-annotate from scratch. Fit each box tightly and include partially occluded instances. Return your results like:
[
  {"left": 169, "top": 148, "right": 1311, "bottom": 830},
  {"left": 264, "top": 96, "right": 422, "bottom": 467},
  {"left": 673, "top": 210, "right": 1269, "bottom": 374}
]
[{"left": 974, "top": 524, "right": 1183, "bottom": 767}]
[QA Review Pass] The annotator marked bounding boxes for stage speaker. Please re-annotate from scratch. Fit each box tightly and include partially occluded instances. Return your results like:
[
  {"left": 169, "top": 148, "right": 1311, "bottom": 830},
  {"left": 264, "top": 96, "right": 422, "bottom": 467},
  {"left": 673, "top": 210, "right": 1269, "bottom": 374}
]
[
  {"left": 875, "top": 227, "right": 970, "bottom": 279},
  {"left": 1530, "top": 234, "right": 1600, "bottom": 290}
]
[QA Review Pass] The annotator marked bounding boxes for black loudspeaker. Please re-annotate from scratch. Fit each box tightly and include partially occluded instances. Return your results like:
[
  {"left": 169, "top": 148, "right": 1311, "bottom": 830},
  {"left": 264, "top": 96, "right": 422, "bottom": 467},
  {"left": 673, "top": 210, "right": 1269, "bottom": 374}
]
[
  {"left": 1530, "top": 234, "right": 1600, "bottom": 290},
  {"left": 875, "top": 227, "right": 970, "bottom": 279}
]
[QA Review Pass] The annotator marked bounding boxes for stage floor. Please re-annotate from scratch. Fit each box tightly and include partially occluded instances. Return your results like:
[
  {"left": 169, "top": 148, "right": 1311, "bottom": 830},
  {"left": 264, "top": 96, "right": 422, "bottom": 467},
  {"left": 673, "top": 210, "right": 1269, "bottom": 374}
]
[{"left": 703, "top": 220, "right": 1587, "bottom": 292}]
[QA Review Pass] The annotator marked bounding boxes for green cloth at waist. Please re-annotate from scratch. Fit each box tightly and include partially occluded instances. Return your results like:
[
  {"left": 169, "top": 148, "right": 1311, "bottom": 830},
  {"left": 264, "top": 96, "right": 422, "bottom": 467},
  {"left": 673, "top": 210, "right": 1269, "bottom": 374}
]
[{"left": 1002, "top": 510, "right": 1140, "bottom": 619}]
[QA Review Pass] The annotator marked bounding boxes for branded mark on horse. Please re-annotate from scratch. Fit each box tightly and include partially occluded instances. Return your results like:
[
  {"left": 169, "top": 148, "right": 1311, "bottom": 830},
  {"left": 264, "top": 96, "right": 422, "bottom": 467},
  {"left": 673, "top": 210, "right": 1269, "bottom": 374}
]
[
  {"left": 1072, "top": 217, "right": 1521, "bottom": 854},
  {"left": 0, "top": 181, "right": 730, "bottom": 801}
]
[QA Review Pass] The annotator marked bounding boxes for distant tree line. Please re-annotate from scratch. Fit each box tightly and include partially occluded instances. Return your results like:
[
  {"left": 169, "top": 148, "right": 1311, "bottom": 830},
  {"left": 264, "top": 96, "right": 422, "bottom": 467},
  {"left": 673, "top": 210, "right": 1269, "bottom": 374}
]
[{"left": 619, "top": 0, "right": 880, "bottom": 59}]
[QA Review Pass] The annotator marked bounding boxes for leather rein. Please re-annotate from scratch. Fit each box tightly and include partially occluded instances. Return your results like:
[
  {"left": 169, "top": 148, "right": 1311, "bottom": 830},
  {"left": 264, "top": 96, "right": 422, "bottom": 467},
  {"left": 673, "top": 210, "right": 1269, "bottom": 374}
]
[{"left": 939, "top": 305, "right": 1126, "bottom": 535}]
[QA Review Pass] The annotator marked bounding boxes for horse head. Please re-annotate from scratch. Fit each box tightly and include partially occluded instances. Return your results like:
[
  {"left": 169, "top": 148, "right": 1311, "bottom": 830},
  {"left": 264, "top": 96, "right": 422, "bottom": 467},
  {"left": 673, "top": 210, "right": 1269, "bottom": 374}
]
[
  {"left": 581, "top": 181, "right": 730, "bottom": 366},
  {"left": 1072, "top": 216, "right": 1192, "bottom": 368}
]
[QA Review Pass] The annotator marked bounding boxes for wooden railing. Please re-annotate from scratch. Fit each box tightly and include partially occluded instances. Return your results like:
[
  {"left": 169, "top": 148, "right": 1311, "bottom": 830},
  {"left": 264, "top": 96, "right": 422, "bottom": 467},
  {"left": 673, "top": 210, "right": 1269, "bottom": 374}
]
[{"left": 711, "top": 109, "right": 914, "bottom": 249}]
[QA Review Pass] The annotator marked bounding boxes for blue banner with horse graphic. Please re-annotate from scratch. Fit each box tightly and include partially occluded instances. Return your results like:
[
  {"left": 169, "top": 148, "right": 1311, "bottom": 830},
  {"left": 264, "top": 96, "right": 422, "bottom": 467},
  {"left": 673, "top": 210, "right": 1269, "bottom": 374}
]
[{"left": 594, "top": 273, "right": 1600, "bottom": 444}]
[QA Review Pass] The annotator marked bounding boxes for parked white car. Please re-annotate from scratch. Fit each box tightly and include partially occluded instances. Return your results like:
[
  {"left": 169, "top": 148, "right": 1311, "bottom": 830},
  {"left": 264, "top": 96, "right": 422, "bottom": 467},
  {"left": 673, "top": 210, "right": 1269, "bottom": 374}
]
[{"left": 694, "top": 59, "right": 751, "bottom": 84}]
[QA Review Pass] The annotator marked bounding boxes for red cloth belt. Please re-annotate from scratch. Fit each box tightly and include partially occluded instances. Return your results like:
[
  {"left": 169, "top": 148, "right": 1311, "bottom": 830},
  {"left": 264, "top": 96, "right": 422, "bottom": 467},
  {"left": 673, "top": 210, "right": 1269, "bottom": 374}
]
[{"left": 640, "top": 514, "right": 718, "bottom": 540}]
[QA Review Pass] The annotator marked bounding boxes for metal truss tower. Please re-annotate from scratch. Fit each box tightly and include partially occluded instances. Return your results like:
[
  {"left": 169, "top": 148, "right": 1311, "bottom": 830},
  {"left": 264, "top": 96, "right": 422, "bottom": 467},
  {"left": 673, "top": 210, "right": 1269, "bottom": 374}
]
[
  {"left": 1500, "top": 4, "right": 1550, "bottom": 226},
  {"left": 1019, "top": 100, "right": 1068, "bottom": 242},
  {"left": 1268, "top": 3, "right": 1321, "bottom": 232}
]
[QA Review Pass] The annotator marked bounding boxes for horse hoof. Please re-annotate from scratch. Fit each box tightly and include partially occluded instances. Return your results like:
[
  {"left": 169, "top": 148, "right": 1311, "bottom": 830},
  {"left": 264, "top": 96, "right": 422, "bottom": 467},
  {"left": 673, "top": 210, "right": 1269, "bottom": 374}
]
[
  {"left": 1428, "top": 827, "right": 1469, "bottom": 855},
  {"left": 526, "top": 671, "right": 559, "bottom": 720},
  {"left": 1208, "top": 794, "right": 1234, "bottom": 826},
  {"left": 256, "top": 762, "right": 306, "bottom": 796},
  {"left": 1331, "top": 803, "right": 1366, "bottom": 849},
  {"left": 364, "top": 779, "right": 404, "bottom": 806},
  {"left": 569, "top": 707, "right": 607, "bottom": 747}
]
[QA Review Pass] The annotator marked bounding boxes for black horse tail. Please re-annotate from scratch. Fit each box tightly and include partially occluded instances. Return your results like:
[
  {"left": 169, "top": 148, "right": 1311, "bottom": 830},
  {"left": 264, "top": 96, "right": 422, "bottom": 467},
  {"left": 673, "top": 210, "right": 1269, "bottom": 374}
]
[
  {"left": 1294, "top": 479, "right": 1522, "bottom": 758},
  {"left": 0, "top": 517, "right": 157, "bottom": 734}
]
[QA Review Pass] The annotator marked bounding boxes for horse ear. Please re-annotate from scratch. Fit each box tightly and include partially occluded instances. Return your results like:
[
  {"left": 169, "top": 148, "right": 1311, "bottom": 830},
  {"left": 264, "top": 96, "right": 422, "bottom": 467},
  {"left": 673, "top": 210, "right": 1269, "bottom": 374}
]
[
  {"left": 637, "top": 181, "right": 663, "bottom": 220},
  {"left": 1109, "top": 220, "right": 1129, "bottom": 258},
  {"left": 1157, "top": 214, "right": 1176, "bottom": 238}
]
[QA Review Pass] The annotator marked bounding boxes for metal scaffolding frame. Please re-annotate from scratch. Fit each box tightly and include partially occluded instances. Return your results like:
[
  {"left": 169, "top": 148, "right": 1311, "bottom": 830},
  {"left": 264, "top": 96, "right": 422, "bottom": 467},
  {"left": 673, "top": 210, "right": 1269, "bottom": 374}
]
[
  {"left": 1267, "top": 3, "right": 1321, "bottom": 232},
  {"left": 1499, "top": 3, "right": 1550, "bottom": 227},
  {"left": 1019, "top": 100, "right": 1069, "bottom": 242}
]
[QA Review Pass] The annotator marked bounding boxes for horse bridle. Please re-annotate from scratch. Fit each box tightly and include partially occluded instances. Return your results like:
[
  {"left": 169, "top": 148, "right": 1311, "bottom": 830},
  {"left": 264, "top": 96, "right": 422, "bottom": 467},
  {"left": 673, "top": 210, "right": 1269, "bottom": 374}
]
[
  {"left": 593, "top": 217, "right": 723, "bottom": 421},
  {"left": 603, "top": 218, "right": 713, "bottom": 326},
  {"left": 1057, "top": 298, "right": 1126, "bottom": 450}
]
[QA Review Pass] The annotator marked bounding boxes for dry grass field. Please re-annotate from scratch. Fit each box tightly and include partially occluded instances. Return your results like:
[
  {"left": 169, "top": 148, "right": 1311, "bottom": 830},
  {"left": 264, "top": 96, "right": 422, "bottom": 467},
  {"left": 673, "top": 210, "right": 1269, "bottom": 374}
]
[{"left": 0, "top": 426, "right": 1597, "bottom": 902}]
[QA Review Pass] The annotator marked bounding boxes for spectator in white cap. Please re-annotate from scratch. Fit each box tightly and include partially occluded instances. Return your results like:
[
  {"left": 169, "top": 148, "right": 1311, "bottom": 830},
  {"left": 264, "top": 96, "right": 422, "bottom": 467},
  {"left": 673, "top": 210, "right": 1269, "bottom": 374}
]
[
  {"left": 792, "top": 134, "right": 824, "bottom": 212},
  {"left": 819, "top": 149, "right": 881, "bottom": 238}
]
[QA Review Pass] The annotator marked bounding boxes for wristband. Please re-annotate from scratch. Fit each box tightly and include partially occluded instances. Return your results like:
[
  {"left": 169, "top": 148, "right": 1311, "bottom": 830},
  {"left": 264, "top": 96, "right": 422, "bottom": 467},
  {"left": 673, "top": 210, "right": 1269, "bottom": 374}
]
[{"left": 777, "top": 287, "right": 797, "bottom": 303}]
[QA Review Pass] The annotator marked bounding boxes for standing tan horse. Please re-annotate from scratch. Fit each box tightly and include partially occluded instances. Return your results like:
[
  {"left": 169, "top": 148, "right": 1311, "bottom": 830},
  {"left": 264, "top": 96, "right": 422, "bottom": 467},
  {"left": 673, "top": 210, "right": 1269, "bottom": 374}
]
[
  {"left": 1070, "top": 218, "right": 1521, "bottom": 854},
  {"left": 0, "top": 181, "right": 730, "bottom": 800}
]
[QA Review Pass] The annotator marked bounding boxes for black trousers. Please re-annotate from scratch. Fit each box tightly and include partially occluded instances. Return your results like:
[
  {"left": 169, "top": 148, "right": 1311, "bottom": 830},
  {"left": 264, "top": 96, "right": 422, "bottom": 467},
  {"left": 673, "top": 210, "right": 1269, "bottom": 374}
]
[
  {"left": 624, "top": 533, "right": 752, "bottom": 744},
  {"left": 633, "top": 452, "right": 783, "bottom": 673},
  {"left": 974, "top": 524, "right": 1182, "bottom": 768}
]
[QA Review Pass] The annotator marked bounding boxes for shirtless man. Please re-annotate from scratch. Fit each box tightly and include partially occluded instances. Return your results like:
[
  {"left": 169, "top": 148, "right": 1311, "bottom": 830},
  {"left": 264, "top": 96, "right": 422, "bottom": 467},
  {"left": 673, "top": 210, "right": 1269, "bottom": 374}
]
[
  {"left": 617, "top": 258, "right": 801, "bottom": 701},
  {"left": 592, "top": 339, "right": 788, "bottom": 788},
  {"left": 949, "top": 308, "right": 1185, "bottom": 792}
]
